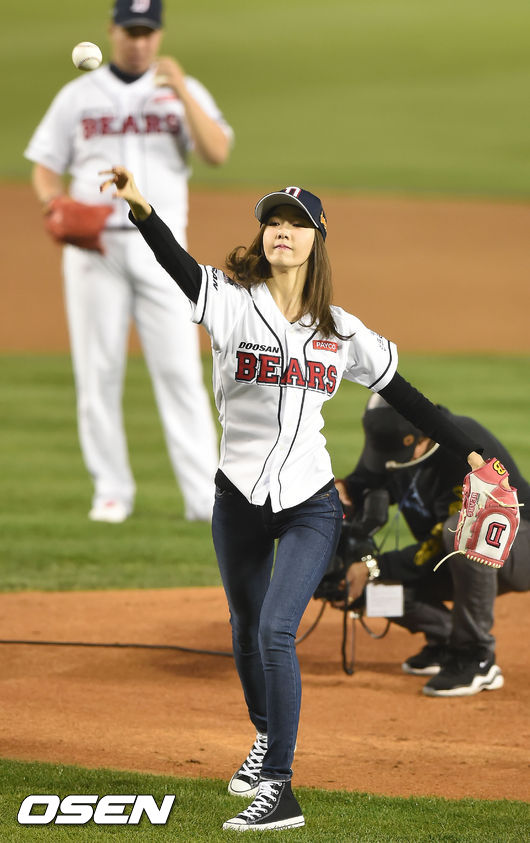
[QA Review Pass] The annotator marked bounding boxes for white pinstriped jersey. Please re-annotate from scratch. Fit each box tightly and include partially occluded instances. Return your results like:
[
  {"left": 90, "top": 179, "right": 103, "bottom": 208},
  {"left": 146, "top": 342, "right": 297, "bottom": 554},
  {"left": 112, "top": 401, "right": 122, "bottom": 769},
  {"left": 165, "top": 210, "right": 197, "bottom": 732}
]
[
  {"left": 192, "top": 266, "right": 398, "bottom": 511},
  {"left": 24, "top": 65, "right": 233, "bottom": 234}
]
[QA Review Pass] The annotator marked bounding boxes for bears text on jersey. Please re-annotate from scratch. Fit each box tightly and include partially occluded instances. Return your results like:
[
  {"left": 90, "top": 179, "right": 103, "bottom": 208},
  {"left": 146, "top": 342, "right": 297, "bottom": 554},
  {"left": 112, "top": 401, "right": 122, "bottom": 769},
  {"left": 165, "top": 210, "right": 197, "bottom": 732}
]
[
  {"left": 81, "top": 113, "right": 182, "bottom": 139},
  {"left": 235, "top": 350, "right": 337, "bottom": 395}
]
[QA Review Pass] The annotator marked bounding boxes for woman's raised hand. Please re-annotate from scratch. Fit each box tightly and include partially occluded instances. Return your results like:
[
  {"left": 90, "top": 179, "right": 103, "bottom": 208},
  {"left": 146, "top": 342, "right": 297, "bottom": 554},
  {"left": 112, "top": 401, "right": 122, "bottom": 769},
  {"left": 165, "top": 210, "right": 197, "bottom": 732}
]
[{"left": 99, "top": 166, "right": 151, "bottom": 221}]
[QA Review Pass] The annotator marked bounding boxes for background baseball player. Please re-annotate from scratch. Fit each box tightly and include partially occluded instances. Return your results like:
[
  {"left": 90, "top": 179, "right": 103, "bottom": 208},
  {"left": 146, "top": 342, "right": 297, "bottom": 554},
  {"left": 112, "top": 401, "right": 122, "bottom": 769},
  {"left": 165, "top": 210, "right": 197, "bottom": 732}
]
[
  {"left": 24, "top": 0, "right": 233, "bottom": 523},
  {"left": 335, "top": 395, "right": 530, "bottom": 696},
  {"left": 99, "top": 165, "right": 503, "bottom": 830}
]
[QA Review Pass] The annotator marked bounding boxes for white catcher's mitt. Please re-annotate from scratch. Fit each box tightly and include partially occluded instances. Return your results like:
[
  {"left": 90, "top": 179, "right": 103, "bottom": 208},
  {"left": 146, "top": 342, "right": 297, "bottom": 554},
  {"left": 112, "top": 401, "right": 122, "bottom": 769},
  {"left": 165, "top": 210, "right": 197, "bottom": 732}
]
[{"left": 435, "top": 458, "right": 521, "bottom": 571}]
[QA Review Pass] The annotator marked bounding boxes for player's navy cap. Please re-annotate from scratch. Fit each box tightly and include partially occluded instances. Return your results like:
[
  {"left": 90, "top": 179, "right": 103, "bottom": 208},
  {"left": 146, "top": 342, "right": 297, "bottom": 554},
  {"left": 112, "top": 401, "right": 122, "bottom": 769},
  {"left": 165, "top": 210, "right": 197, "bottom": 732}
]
[
  {"left": 113, "top": 0, "right": 163, "bottom": 29},
  {"left": 361, "top": 394, "right": 423, "bottom": 473},
  {"left": 255, "top": 187, "right": 328, "bottom": 240}
]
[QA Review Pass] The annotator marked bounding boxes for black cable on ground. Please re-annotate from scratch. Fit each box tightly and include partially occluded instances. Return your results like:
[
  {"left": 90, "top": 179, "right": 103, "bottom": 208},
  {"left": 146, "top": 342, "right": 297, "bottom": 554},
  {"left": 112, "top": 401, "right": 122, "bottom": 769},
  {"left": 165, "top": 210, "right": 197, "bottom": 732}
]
[
  {"left": 0, "top": 601, "right": 330, "bottom": 656},
  {"left": 359, "top": 617, "right": 391, "bottom": 639},
  {"left": 0, "top": 593, "right": 389, "bottom": 662},
  {"left": 0, "top": 639, "right": 233, "bottom": 657}
]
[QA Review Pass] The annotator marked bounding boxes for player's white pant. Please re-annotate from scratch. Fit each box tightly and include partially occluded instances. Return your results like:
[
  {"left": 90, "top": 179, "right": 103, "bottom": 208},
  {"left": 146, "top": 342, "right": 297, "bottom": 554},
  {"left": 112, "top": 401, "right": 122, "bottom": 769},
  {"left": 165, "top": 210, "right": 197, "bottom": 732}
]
[{"left": 62, "top": 229, "right": 218, "bottom": 521}]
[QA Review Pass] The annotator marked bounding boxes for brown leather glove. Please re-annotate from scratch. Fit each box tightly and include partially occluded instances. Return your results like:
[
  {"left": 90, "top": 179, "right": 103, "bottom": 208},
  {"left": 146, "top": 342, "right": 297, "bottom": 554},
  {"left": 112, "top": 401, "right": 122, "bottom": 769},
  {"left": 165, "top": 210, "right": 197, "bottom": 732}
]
[{"left": 44, "top": 196, "right": 113, "bottom": 254}]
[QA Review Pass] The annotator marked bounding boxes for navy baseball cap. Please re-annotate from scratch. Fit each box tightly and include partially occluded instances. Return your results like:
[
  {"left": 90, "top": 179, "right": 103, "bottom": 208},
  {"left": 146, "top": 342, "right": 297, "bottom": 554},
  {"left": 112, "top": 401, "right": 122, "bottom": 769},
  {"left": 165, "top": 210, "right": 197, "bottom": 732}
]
[
  {"left": 361, "top": 395, "right": 423, "bottom": 473},
  {"left": 113, "top": 0, "right": 162, "bottom": 29},
  {"left": 255, "top": 187, "right": 328, "bottom": 240}
]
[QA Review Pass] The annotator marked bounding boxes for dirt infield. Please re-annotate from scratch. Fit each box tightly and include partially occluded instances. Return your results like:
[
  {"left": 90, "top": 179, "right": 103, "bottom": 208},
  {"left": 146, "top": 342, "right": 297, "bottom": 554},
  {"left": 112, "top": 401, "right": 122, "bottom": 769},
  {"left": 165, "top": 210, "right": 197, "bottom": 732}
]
[
  {"left": 2, "top": 184, "right": 529, "bottom": 353},
  {"left": 1, "top": 588, "right": 528, "bottom": 801},
  {"left": 1, "top": 184, "right": 529, "bottom": 801}
]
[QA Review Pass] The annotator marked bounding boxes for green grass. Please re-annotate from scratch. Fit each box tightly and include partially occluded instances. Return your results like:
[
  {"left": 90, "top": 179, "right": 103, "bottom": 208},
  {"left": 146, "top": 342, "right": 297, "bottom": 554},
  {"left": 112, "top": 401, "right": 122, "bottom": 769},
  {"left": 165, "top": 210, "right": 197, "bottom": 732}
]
[
  {"left": 1, "top": 352, "right": 529, "bottom": 592},
  {"left": 1, "top": 353, "right": 222, "bottom": 591},
  {"left": 0, "top": 759, "right": 528, "bottom": 841},
  {"left": 4, "top": 0, "right": 530, "bottom": 196}
]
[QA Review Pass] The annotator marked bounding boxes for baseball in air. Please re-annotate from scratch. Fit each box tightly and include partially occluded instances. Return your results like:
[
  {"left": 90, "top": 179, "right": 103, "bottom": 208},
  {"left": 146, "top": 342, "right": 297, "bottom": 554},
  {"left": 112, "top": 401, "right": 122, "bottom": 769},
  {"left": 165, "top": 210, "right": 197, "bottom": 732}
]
[{"left": 72, "top": 42, "right": 102, "bottom": 71}]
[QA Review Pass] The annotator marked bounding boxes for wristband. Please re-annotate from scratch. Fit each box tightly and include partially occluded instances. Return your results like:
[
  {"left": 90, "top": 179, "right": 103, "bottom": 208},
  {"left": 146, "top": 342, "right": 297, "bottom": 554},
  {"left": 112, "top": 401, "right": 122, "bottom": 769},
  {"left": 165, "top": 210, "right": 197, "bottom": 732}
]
[{"left": 362, "top": 554, "right": 380, "bottom": 581}]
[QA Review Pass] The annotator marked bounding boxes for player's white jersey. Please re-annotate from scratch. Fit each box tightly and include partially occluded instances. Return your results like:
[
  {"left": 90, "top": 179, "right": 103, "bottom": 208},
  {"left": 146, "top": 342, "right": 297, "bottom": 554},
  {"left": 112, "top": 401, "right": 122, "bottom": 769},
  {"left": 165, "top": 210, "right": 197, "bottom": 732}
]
[
  {"left": 24, "top": 65, "right": 233, "bottom": 233},
  {"left": 192, "top": 266, "right": 398, "bottom": 511}
]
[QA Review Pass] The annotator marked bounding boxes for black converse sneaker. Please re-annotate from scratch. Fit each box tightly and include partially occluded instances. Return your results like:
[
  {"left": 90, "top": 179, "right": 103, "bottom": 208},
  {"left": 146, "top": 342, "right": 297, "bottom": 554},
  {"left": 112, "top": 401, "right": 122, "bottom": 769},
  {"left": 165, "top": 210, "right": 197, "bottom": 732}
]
[
  {"left": 228, "top": 732, "right": 268, "bottom": 798},
  {"left": 423, "top": 650, "right": 504, "bottom": 697},
  {"left": 402, "top": 643, "right": 449, "bottom": 676},
  {"left": 223, "top": 779, "right": 305, "bottom": 831}
]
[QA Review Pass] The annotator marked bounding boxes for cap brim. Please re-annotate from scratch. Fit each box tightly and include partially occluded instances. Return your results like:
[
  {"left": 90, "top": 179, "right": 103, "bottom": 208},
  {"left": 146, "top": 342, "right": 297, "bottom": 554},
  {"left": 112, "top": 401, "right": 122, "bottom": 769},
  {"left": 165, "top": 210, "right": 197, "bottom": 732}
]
[
  {"left": 117, "top": 18, "right": 161, "bottom": 29},
  {"left": 361, "top": 440, "right": 416, "bottom": 474},
  {"left": 254, "top": 192, "right": 318, "bottom": 230}
]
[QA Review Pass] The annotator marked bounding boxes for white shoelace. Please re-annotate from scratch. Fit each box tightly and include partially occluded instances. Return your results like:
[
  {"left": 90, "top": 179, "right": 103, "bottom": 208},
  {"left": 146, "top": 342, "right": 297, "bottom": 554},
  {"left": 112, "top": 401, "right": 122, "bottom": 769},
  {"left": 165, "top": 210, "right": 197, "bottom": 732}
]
[
  {"left": 433, "top": 491, "right": 523, "bottom": 573},
  {"left": 237, "top": 732, "right": 268, "bottom": 778},
  {"left": 239, "top": 780, "right": 282, "bottom": 820}
]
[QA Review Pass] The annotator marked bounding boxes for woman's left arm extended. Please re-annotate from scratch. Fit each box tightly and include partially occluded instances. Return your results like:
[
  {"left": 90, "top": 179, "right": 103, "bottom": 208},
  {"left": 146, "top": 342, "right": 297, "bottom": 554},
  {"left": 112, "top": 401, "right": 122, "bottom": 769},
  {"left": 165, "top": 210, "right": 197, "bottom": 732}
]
[
  {"left": 379, "top": 371, "right": 485, "bottom": 472},
  {"left": 99, "top": 166, "right": 202, "bottom": 303}
]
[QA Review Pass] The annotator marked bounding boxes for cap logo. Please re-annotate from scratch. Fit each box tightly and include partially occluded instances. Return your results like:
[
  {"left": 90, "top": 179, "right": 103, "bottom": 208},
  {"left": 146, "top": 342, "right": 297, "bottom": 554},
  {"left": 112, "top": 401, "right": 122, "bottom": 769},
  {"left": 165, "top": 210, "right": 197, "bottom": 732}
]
[
  {"left": 320, "top": 210, "right": 327, "bottom": 232},
  {"left": 131, "top": 0, "right": 151, "bottom": 11},
  {"left": 284, "top": 186, "right": 302, "bottom": 198}
]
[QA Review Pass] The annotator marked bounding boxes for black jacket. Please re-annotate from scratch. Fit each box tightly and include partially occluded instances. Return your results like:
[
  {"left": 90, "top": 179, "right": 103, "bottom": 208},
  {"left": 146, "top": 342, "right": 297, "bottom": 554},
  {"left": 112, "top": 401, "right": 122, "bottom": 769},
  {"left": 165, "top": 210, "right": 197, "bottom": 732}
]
[{"left": 344, "top": 407, "right": 530, "bottom": 582}]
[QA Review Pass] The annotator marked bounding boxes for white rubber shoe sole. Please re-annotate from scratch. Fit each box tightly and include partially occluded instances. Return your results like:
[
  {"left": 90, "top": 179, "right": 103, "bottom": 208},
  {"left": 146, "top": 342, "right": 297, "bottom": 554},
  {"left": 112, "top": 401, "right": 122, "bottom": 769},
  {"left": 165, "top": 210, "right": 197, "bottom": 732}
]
[
  {"left": 88, "top": 501, "right": 130, "bottom": 523},
  {"left": 402, "top": 662, "right": 441, "bottom": 676},
  {"left": 423, "top": 665, "right": 504, "bottom": 697}
]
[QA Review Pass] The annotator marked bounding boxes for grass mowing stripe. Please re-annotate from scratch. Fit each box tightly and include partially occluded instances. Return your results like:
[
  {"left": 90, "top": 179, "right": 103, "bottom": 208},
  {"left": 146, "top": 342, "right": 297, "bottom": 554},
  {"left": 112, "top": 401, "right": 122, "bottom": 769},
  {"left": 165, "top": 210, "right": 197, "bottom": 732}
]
[{"left": 0, "top": 758, "right": 528, "bottom": 841}]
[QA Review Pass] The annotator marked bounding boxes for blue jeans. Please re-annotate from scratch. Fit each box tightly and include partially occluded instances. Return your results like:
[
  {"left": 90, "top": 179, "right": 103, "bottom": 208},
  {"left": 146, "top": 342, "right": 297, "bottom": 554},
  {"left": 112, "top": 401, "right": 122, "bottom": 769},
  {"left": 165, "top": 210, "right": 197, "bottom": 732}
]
[{"left": 212, "top": 479, "right": 343, "bottom": 781}]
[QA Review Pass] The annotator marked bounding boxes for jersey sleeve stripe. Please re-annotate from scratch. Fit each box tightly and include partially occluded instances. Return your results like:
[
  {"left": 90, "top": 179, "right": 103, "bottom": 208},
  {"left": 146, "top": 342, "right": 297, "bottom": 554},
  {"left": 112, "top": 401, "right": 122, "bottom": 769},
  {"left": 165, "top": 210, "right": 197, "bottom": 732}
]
[
  {"left": 196, "top": 265, "right": 209, "bottom": 324},
  {"left": 368, "top": 340, "right": 394, "bottom": 390}
]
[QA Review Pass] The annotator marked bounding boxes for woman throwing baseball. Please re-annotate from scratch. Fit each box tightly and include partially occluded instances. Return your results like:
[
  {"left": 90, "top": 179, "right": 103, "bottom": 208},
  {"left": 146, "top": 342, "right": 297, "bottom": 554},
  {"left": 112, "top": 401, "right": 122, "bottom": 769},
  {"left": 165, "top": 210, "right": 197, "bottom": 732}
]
[{"left": 100, "top": 167, "right": 486, "bottom": 831}]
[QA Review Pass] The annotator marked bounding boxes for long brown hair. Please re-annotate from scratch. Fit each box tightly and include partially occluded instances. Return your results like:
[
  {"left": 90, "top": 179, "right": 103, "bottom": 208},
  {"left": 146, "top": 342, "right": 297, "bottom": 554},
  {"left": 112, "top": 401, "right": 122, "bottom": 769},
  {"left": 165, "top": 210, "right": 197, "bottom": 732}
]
[{"left": 225, "top": 225, "right": 350, "bottom": 340}]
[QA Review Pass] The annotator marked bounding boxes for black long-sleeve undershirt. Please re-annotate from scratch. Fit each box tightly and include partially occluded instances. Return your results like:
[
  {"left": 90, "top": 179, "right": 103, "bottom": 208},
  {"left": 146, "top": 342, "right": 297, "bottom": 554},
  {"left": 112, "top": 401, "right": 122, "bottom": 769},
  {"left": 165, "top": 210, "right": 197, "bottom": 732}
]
[
  {"left": 130, "top": 206, "right": 202, "bottom": 302},
  {"left": 130, "top": 206, "right": 482, "bottom": 463},
  {"left": 379, "top": 374, "right": 482, "bottom": 461}
]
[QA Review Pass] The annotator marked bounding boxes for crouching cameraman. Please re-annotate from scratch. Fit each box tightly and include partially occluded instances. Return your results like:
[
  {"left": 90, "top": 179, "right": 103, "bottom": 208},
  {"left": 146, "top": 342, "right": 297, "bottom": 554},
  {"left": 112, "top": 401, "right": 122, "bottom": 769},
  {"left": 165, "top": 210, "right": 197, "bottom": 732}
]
[{"left": 334, "top": 395, "right": 530, "bottom": 698}]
